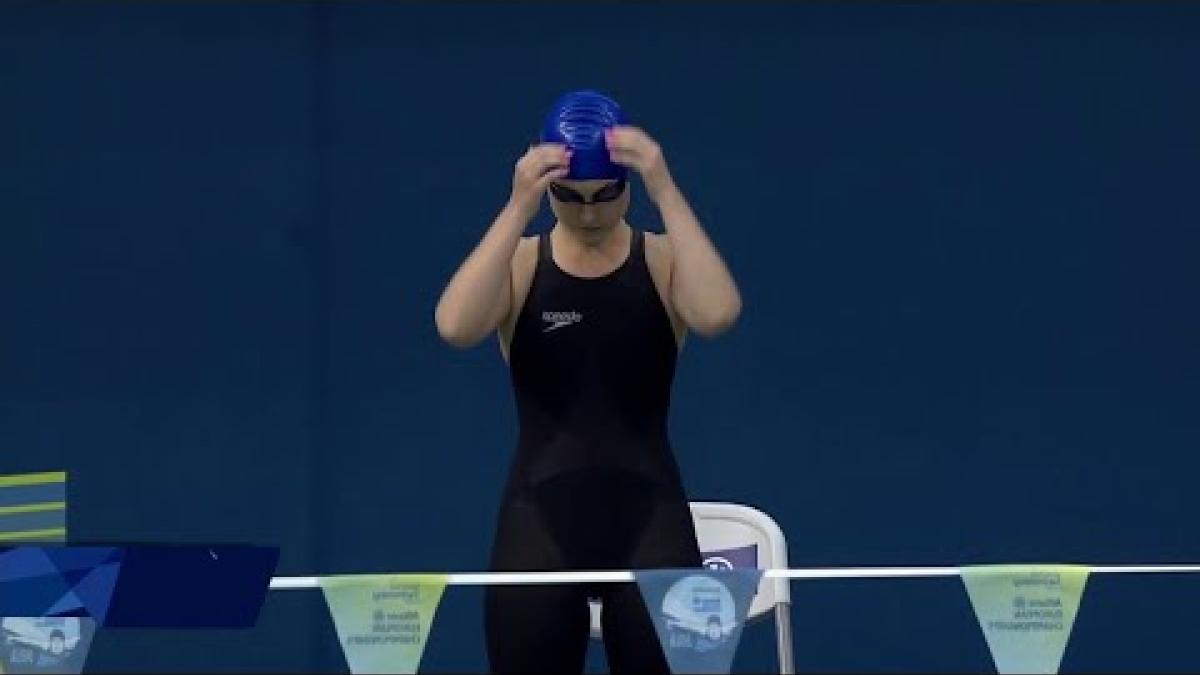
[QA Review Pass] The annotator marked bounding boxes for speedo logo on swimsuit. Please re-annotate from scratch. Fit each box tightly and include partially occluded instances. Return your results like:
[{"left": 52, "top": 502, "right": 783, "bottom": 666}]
[{"left": 542, "top": 310, "right": 583, "bottom": 332}]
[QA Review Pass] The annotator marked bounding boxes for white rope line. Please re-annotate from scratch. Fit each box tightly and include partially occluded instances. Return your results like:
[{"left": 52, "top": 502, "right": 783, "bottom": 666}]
[{"left": 268, "top": 564, "right": 1200, "bottom": 590}]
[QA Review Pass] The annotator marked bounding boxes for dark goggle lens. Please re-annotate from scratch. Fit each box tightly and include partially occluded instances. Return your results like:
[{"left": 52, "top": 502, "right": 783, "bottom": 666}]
[{"left": 550, "top": 179, "right": 626, "bottom": 204}]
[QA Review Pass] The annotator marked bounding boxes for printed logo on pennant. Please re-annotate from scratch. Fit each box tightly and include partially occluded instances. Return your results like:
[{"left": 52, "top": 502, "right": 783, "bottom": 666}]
[
  {"left": 634, "top": 568, "right": 762, "bottom": 674},
  {"left": 0, "top": 616, "right": 97, "bottom": 675},
  {"left": 319, "top": 574, "right": 447, "bottom": 675},
  {"left": 961, "top": 564, "right": 1091, "bottom": 675}
]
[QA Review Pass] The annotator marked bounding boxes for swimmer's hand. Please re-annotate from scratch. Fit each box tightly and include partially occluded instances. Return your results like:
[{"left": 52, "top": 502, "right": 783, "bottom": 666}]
[
  {"left": 604, "top": 127, "right": 675, "bottom": 204},
  {"left": 510, "top": 143, "right": 571, "bottom": 217}
]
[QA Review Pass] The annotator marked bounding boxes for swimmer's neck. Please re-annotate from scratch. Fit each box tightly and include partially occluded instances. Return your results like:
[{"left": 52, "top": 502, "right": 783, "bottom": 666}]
[{"left": 551, "top": 220, "right": 631, "bottom": 255}]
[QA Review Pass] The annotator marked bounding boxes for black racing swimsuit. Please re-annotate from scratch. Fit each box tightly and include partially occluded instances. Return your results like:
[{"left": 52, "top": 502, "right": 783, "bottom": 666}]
[{"left": 484, "top": 229, "right": 701, "bottom": 674}]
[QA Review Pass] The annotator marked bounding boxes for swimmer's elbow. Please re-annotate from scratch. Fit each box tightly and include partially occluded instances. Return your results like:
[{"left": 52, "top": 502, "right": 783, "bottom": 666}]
[
  {"left": 438, "top": 328, "right": 479, "bottom": 350},
  {"left": 688, "top": 295, "right": 742, "bottom": 339},
  {"left": 434, "top": 306, "right": 484, "bottom": 350}
]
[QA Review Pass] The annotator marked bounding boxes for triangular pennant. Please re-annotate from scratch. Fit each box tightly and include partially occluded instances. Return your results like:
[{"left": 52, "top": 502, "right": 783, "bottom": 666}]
[
  {"left": 319, "top": 574, "right": 448, "bottom": 674},
  {"left": 63, "top": 562, "right": 121, "bottom": 624},
  {"left": 961, "top": 565, "right": 1091, "bottom": 674},
  {"left": 634, "top": 568, "right": 763, "bottom": 674},
  {"left": 1, "top": 550, "right": 122, "bottom": 620},
  {"left": 0, "top": 617, "right": 97, "bottom": 674}
]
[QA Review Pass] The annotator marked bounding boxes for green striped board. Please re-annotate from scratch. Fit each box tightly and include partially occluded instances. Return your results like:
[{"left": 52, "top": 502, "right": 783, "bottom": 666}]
[{"left": 0, "top": 471, "right": 67, "bottom": 543}]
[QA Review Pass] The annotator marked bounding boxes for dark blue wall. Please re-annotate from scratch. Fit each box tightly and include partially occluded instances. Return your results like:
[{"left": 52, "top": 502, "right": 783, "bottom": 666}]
[{"left": 2, "top": 2, "right": 1198, "bottom": 672}]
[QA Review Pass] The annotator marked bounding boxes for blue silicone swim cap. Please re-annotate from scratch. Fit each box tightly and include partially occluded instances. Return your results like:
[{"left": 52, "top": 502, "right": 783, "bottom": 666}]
[{"left": 539, "top": 90, "right": 629, "bottom": 181}]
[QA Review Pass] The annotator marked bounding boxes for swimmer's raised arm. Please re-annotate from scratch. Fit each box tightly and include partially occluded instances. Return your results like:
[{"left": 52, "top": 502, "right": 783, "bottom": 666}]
[
  {"left": 434, "top": 144, "right": 570, "bottom": 349},
  {"left": 606, "top": 127, "right": 742, "bottom": 338}
]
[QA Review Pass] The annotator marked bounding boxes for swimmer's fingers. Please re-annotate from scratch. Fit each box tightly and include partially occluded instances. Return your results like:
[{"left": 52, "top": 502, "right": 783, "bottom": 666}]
[
  {"left": 522, "top": 143, "right": 568, "bottom": 166},
  {"left": 517, "top": 144, "right": 571, "bottom": 179},
  {"left": 604, "top": 126, "right": 663, "bottom": 173},
  {"left": 533, "top": 165, "right": 570, "bottom": 191},
  {"left": 512, "top": 144, "right": 571, "bottom": 208},
  {"left": 606, "top": 126, "right": 675, "bottom": 202}
]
